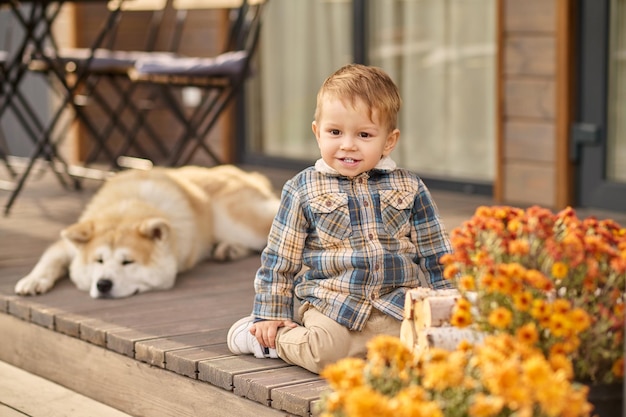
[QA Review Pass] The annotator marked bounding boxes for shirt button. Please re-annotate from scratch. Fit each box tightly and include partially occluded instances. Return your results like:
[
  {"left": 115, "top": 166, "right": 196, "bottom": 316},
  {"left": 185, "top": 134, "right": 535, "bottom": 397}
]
[
  {"left": 325, "top": 200, "right": 332, "bottom": 207},
  {"left": 368, "top": 233, "right": 374, "bottom": 240},
  {"left": 374, "top": 264, "right": 380, "bottom": 271},
  {"left": 363, "top": 200, "right": 369, "bottom": 207},
  {"left": 398, "top": 198, "right": 403, "bottom": 204}
]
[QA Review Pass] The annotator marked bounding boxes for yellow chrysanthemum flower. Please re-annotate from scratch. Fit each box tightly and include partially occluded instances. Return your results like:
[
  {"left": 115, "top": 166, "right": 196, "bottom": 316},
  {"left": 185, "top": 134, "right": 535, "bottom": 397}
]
[
  {"left": 569, "top": 308, "right": 591, "bottom": 332},
  {"left": 468, "top": 393, "right": 505, "bottom": 417},
  {"left": 530, "top": 299, "right": 551, "bottom": 321},
  {"left": 513, "top": 291, "right": 533, "bottom": 312},
  {"left": 367, "top": 335, "right": 414, "bottom": 371},
  {"left": 343, "top": 386, "right": 392, "bottom": 417},
  {"left": 488, "top": 307, "right": 512, "bottom": 329},
  {"left": 515, "top": 322, "right": 539, "bottom": 346},
  {"left": 459, "top": 274, "right": 476, "bottom": 291},
  {"left": 549, "top": 353, "right": 574, "bottom": 379},
  {"left": 552, "top": 299, "right": 572, "bottom": 315},
  {"left": 320, "top": 358, "right": 365, "bottom": 390},
  {"left": 548, "top": 313, "right": 572, "bottom": 338},
  {"left": 551, "top": 261, "right": 569, "bottom": 279},
  {"left": 451, "top": 308, "right": 473, "bottom": 328}
]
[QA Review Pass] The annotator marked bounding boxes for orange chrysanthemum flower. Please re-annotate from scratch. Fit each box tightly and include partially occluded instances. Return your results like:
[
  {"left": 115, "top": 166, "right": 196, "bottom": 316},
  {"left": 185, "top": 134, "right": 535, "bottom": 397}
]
[{"left": 440, "top": 205, "right": 626, "bottom": 385}]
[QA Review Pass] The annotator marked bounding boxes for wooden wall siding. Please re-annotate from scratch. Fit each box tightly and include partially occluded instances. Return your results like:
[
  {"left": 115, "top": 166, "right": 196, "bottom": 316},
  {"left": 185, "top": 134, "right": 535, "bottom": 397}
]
[
  {"left": 505, "top": 162, "right": 556, "bottom": 206},
  {"left": 498, "top": 0, "right": 561, "bottom": 207},
  {"left": 504, "top": 0, "right": 556, "bottom": 32},
  {"left": 505, "top": 37, "right": 555, "bottom": 75},
  {"left": 64, "top": 4, "right": 230, "bottom": 166},
  {"left": 504, "top": 79, "right": 555, "bottom": 119},
  {"left": 504, "top": 121, "right": 555, "bottom": 163}
]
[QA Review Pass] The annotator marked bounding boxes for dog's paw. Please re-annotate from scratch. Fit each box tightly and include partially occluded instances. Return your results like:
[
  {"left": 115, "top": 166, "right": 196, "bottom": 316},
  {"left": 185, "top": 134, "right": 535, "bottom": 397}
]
[
  {"left": 14, "top": 274, "right": 54, "bottom": 295},
  {"left": 212, "top": 243, "right": 253, "bottom": 262}
]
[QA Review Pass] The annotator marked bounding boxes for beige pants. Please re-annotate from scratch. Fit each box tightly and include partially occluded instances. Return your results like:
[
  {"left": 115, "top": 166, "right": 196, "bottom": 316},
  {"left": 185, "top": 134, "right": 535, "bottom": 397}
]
[{"left": 275, "top": 304, "right": 402, "bottom": 374}]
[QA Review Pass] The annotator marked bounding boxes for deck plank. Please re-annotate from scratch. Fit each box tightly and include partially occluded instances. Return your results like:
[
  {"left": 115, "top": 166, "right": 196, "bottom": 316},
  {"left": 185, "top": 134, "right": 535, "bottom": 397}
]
[
  {"left": 198, "top": 356, "right": 292, "bottom": 390},
  {"left": 165, "top": 343, "right": 233, "bottom": 377},
  {"left": 233, "top": 366, "right": 320, "bottom": 406},
  {"left": 106, "top": 312, "right": 245, "bottom": 357},
  {"left": 270, "top": 380, "right": 330, "bottom": 417},
  {"left": 135, "top": 328, "right": 229, "bottom": 367}
]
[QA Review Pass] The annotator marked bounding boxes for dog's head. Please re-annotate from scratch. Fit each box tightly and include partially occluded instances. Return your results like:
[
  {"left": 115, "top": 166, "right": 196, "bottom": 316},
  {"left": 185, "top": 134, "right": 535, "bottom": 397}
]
[{"left": 62, "top": 217, "right": 178, "bottom": 298}]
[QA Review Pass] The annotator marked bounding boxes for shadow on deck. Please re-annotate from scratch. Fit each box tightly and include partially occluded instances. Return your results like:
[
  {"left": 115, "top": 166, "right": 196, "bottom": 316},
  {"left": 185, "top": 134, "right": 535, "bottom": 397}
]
[{"left": 1, "top": 164, "right": 622, "bottom": 416}]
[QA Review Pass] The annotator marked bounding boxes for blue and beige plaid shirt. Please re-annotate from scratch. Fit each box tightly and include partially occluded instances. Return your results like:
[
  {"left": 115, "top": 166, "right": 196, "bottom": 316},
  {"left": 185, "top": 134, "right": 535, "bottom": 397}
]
[{"left": 253, "top": 157, "right": 453, "bottom": 331}]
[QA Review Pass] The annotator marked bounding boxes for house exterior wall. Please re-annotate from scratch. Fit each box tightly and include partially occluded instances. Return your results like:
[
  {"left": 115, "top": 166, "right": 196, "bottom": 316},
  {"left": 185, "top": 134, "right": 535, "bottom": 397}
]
[
  {"left": 496, "top": 0, "right": 574, "bottom": 209},
  {"left": 65, "top": 0, "right": 575, "bottom": 209}
]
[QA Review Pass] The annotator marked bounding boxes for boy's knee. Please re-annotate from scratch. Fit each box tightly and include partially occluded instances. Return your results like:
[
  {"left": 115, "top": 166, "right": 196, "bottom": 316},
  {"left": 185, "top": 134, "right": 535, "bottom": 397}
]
[
  {"left": 276, "top": 323, "right": 351, "bottom": 373},
  {"left": 309, "top": 331, "right": 350, "bottom": 368}
]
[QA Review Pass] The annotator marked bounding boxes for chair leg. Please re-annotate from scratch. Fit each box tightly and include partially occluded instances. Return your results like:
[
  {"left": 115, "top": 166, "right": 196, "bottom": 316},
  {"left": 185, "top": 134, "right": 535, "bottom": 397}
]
[
  {"left": 81, "top": 75, "right": 171, "bottom": 166},
  {"left": 179, "top": 87, "right": 239, "bottom": 165},
  {"left": 1, "top": 70, "right": 72, "bottom": 189},
  {"left": 156, "top": 84, "right": 234, "bottom": 166},
  {"left": 0, "top": 126, "right": 18, "bottom": 180}
]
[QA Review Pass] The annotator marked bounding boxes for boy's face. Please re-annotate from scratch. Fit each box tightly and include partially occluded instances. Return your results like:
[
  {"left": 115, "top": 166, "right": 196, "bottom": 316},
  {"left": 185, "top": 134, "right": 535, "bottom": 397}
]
[{"left": 312, "top": 96, "right": 399, "bottom": 178}]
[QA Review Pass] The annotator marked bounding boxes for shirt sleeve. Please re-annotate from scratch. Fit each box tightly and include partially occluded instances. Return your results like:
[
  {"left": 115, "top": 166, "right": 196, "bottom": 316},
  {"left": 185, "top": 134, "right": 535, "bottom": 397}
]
[
  {"left": 253, "top": 178, "right": 309, "bottom": 320},
  {"left": 411, "top": 179, "right": 454, "bottom": 290}
]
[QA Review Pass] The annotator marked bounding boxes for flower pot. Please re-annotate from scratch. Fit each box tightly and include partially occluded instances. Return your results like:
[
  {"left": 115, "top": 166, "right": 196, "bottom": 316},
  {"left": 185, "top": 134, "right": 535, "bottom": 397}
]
[{"left": 587, "top": 383, "right": 623, "bottom": 417}]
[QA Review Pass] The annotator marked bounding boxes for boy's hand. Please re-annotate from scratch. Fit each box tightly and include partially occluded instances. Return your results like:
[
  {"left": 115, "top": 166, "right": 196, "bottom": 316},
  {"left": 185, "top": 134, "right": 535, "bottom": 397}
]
[{"left": 251, "top": 319, "right": 298, "bottom": 349}]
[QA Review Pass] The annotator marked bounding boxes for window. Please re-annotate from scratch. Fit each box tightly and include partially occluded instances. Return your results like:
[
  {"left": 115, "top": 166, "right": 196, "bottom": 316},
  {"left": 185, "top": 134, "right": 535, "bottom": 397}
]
[{"left": 248, "top": 0, "right": 496, "bottom": 186}]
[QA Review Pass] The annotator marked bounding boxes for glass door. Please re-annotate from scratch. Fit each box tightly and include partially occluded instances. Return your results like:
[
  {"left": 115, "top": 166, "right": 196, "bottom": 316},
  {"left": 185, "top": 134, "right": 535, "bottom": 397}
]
[{"left": 574, "top": 0, "right": 626, "bottom": 211}]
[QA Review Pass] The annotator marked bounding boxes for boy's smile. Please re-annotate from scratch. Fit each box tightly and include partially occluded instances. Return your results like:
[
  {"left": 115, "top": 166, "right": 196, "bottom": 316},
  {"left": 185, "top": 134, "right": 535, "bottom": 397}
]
[{"left": 312, "top": 96, "right": 399, "bottom": 177}]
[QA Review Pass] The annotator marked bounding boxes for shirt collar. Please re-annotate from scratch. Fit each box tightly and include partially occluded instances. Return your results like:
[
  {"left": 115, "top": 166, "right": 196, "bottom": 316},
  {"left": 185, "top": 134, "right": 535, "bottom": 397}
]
[{"left": 314, "top": 156, "right": 397, "bottom": 177}]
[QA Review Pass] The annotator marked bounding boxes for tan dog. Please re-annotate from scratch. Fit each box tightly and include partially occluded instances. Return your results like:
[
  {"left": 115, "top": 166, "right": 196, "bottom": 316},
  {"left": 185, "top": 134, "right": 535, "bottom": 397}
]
[{"left": 14, "top": 165, "right": 280, "bottom": 298}]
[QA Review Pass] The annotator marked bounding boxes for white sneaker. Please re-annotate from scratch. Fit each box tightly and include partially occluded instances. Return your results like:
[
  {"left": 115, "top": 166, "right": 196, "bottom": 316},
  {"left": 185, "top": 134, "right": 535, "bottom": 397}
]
[{"left": 227, "top": 315, "right": 278, "bottom": 359}]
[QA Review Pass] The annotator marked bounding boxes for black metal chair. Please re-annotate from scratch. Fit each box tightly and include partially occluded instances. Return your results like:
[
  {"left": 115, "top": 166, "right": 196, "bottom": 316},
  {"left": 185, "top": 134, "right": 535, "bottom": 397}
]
[
  {"left": 0, "top": 0, "right": 142, "bottom": 214},
  {"left": 25, "top": 0, "right": 176, "bottom": 170},
  {"left": 1, "top": 38, "right": 70, "bottom": 193},
  {"left": 127, "top": 0, "right": 267, "bottom": 166}
]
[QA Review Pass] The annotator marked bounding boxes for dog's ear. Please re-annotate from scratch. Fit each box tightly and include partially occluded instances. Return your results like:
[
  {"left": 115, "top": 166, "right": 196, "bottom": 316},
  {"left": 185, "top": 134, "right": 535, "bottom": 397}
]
[
  {"left": 61, "top": 221, "right": 94, "bottom": 245},
  {"left": 138, "top": 218, "right": 170, "bottom": 241}
]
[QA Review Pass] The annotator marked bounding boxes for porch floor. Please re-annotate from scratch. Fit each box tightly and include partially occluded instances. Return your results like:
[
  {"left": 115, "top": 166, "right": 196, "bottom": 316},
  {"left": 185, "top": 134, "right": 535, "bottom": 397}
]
[{"left": 1, "top": 163, "right": 623, "bottom": 417}]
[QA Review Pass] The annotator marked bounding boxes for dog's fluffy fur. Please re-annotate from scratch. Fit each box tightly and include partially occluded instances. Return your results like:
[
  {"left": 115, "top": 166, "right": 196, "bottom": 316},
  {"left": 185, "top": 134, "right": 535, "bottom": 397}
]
[{"left": 14, "top": 165, "right": 280, "bottom": 298}]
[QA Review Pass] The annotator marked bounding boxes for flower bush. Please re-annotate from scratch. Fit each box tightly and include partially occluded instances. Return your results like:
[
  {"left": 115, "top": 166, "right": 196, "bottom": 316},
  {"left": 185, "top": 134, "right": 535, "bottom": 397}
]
[
  {"left": 318, "top": 334, "right": 592, "bottom": 417},
  {"left": 441, "top": 205, "right": 626, "bottom": 385}
]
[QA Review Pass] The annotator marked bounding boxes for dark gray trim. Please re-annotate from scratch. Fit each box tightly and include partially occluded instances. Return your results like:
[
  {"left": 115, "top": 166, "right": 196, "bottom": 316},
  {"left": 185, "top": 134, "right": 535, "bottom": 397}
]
[
  {"left": 574, "top": 0, "right": 626, "bottom": 211},
  {"left": 353, "top": 0, "right": 367, "bottom": 64}
]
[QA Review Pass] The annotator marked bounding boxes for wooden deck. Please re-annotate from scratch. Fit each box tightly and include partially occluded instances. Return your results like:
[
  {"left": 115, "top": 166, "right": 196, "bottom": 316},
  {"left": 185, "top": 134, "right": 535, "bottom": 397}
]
[{"left": 1, "top": 163, "right": 624, "bottom": 417}]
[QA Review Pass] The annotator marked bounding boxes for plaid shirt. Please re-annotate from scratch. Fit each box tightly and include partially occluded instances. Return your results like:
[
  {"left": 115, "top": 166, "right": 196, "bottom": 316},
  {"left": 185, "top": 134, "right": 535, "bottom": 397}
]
[{"left": 253, "top": 158, "right": 453, "bottom": 331}]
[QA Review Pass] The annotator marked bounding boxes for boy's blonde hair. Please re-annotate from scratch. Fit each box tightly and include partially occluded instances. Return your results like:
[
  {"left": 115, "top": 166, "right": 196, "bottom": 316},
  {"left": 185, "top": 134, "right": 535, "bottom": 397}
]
[{"left": 314, "top": 64, "right": 402, "bottom": 131}]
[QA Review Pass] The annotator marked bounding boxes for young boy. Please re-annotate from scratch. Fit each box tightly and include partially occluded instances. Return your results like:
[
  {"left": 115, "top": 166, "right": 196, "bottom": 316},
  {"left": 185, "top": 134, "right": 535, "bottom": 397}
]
[{"left": 227, "top": 64, "right": 453, "bottom": 374}]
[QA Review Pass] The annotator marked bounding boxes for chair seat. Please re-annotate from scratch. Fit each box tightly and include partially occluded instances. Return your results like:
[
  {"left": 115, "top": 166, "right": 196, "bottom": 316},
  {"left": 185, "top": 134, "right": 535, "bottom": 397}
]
[
  {"left": 130, "top": 50, "right": 248, "bottom": 79},
  {"left": 29, "top": 48, "right": 177, "bottom": 74}
]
